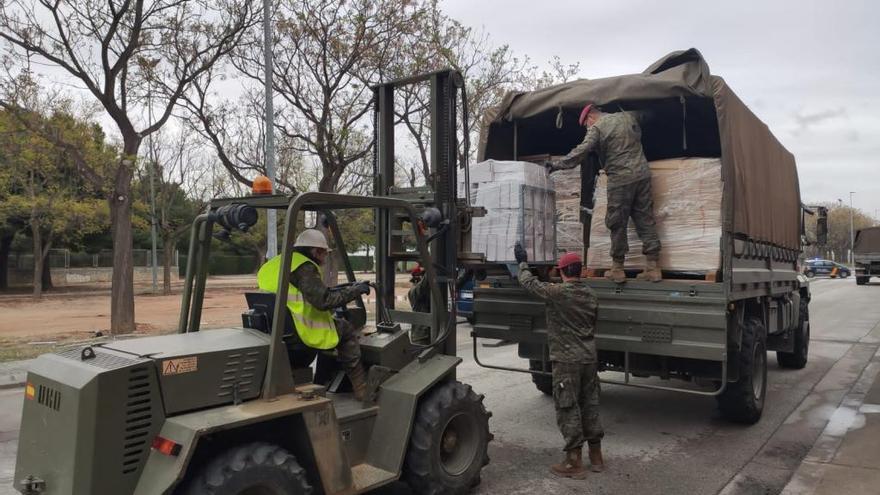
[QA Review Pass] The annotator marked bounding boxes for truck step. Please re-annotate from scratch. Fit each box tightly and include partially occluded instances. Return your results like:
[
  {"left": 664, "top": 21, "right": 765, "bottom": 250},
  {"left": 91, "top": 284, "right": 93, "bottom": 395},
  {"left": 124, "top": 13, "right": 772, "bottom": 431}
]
[{"left": 351, "top": 463, "right": 397, "bottom": 491}]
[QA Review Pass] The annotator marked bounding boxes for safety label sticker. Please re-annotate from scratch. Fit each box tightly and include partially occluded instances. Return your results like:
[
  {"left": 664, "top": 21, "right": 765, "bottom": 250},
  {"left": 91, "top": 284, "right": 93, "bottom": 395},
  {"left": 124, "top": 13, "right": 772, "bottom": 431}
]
[{"left": 162, "top": 356, "right": 198, "bottom": 376}]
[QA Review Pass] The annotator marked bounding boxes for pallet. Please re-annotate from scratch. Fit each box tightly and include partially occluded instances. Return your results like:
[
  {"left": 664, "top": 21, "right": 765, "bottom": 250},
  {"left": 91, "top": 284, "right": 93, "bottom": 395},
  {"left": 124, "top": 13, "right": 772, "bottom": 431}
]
[{"left": 584, "top": 267, "right": 720, "bottom": 282}]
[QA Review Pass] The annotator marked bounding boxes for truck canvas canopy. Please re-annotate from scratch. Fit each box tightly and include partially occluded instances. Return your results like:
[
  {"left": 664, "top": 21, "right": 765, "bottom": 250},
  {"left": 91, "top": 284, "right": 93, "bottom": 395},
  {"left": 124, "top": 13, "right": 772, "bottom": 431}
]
[
  {"left": 854, "top": 226, "right": 880, "bottom": 254},
  {"left": 479, "top": 48, "right": 801, "bottom": 251}
]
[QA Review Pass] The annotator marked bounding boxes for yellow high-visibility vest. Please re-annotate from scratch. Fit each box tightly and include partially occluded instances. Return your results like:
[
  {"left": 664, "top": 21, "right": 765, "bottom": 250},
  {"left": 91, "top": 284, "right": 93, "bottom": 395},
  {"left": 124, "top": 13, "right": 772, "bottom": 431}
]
[{"left": 256, "top": 253, "right": 339, "bottom": 349}]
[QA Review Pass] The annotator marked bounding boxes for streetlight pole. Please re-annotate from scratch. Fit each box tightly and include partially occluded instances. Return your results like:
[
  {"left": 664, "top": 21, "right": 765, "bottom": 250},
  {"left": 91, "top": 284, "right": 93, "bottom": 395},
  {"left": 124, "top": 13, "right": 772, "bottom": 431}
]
[
  {"left": 263, "top": 0, "right": 277, "bottom": 260},
  {"left": 849, "top": 192, "right": 855, "bottom": 265}
]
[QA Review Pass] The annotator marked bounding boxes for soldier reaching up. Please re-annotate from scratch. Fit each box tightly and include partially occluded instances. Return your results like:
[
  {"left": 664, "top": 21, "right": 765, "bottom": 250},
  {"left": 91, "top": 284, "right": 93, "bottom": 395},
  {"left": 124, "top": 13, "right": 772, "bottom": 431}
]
[{"left": 515, "top": 243, "right": 605, "bottom": 479}]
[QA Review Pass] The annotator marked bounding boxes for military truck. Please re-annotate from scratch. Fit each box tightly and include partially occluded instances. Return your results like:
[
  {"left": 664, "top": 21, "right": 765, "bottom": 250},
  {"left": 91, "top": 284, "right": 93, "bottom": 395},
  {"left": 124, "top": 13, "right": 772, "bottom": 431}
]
[
  {"left": 854, "top": 226, "right": 880, "bottom": 285},
  {"left": 14, "top": 70, "right": 492, "bottom": 495},
  {"left": 469, "top": 49, "right": 812, "bottom": 424}
]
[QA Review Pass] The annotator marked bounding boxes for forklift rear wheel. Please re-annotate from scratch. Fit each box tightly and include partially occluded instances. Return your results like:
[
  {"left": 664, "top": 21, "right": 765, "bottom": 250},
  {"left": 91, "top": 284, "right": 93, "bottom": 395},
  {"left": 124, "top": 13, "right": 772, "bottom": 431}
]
[
  {"left": 185, "top": 442, "right": 312, "bottom": 495},
  {"left": 717, "top": 317, "right": 767, "bottom": 424},
  {"left": 405, "top": 381, "right": 492, "bottom": 495},
  {"left": 528, "top": 360, "right": 553, "bottom": 396}
]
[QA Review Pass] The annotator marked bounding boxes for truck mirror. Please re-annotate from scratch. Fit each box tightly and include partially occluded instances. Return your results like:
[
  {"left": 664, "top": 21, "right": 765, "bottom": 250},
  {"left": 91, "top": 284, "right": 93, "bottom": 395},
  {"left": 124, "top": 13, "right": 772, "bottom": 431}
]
[{"left": 816, "top": 208, "right": 828, "bottom": 247}]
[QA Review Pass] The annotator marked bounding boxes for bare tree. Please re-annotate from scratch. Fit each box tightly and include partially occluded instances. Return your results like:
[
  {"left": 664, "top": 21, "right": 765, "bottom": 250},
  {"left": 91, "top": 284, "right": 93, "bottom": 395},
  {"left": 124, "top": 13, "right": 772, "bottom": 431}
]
[
  {"left": 0, "top": 0, "right": 257, "bottom": 332},
  {"left": 189, "top": 0, "right": 423, "bottom": 194}
]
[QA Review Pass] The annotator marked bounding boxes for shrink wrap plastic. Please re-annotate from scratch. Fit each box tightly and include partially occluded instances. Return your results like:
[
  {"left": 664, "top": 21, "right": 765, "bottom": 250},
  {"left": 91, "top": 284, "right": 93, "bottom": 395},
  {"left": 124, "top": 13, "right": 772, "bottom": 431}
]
[
  {"left": 467, "top": 160, "right": 556, "bottom": 262},
  {"left": 587, "top": 157, "right": 722, "bottom": 271}
]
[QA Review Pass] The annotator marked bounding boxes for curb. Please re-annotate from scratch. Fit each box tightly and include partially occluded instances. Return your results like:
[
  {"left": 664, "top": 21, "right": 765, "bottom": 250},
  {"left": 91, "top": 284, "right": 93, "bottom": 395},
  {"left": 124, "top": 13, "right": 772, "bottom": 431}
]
[{"left": 0, "top": 360, "right": 33, "bottom": 390}]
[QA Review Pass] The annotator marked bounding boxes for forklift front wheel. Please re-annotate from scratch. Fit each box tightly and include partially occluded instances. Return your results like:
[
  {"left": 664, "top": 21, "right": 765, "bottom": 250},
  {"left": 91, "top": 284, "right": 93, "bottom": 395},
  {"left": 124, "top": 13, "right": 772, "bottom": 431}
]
[
  {"left": 183, "top": 442, "right": 312, "bottom": 495},
  {"left": 404, "top": 381, "right": 492, "bottom": 494}
]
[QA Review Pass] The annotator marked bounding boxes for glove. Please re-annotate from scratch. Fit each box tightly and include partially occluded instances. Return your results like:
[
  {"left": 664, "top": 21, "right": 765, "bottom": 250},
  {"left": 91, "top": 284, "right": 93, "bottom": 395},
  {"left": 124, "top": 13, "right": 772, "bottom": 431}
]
[
  {"left": 514, "top": 242, "right": 528, "bottom": 264},
  {"left": 353, "top": 281, "right": 371, "bottom": 296}
]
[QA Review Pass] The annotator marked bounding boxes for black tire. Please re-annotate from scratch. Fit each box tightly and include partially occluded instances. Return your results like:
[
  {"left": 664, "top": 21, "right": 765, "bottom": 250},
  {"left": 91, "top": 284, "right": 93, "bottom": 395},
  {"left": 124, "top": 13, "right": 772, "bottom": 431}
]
[
  {"left": 839, "top": 270, "right": 850, "bottom": 278},
  {"left": 404, "top": 381, "right": 492, "bottom": 495},
  {"left": 804, "top": 271, "right": 815, "bottom": 278},
  {"left": 528, "top": 360, "right": 553, "bottom": 396},
  {"left": 857, "top": 276, "right": 869, "bottom": 285},
  {"left": 717, "top": 317, "right": 767, "bottom": 424},
  {"left": 777, "top": 297, "right": 809, "bottom": 369},
  {"left": 185, "top": 442, "right": 312, "bottom": 495}
]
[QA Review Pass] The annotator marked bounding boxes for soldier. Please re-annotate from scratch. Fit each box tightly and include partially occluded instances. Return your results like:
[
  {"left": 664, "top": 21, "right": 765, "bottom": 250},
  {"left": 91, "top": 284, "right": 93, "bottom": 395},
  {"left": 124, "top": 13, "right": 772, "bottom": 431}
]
[
  {"left": 547, "top": 104, "right": 662, "bottom": 282},
  {"left": 514, "top": 243, "right": 605, "bottom": 479},
  {"left": 407, "top": 264, "right": 431, "bottom": 344},
  {"left": 257, "top": 229, "right": 371, "bottom": 400}
]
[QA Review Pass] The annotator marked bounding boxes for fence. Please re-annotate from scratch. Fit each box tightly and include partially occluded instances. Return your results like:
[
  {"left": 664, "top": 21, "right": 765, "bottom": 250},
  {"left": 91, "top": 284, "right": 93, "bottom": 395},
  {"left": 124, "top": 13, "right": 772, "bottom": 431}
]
[{"left": 7, "top": 249, "right": 180, "bottom": 270}]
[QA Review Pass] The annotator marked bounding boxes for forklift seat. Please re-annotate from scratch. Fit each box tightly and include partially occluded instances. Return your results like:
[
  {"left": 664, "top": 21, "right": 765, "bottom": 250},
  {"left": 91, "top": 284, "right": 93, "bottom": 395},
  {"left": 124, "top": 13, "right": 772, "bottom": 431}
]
[{"left": 242, "top": 292, "right": 318, "bottom": 369}]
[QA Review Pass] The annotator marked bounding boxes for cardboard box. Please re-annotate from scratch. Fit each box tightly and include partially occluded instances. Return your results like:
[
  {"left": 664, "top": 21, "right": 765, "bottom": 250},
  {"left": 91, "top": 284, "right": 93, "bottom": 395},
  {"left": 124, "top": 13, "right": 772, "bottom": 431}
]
[{"left": 586, "top": 157, "right": 723, "bottom": 271}]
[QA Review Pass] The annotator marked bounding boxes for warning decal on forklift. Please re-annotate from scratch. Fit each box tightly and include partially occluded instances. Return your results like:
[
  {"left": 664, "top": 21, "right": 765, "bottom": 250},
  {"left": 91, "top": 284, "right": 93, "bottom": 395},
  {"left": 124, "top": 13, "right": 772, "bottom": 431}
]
[{"left": 162, "top": 356, "right": 198, "bottom": 375}]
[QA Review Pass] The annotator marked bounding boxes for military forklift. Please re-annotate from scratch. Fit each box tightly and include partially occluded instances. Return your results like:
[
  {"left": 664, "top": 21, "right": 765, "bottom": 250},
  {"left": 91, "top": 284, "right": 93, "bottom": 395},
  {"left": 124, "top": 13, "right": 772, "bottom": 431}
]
[{"left": 14, "top": 70, "right": 492, "bottom": 495}]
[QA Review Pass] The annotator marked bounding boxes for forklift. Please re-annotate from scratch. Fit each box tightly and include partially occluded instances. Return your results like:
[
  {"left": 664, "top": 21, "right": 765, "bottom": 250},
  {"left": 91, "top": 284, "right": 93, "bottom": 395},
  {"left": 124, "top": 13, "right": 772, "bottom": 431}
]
[{"left": 13, "top": 69, "right": 491, "bottom": 495}]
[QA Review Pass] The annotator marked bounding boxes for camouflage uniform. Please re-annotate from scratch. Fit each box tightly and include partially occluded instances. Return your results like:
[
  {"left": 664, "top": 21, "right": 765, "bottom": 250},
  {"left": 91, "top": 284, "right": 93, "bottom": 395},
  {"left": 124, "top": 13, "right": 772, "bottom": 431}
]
[
  {"left": 554, "top": 111, "right": 661, "bottom": 262},
  {"left": 290, "top": 262, "right": 363, "bottom": 369},
  {"left": 407, "top": 274, "right": 432, "bottom": 344},
  {"left": 518, "top": 263, "right": 604, "bottom": 450}
]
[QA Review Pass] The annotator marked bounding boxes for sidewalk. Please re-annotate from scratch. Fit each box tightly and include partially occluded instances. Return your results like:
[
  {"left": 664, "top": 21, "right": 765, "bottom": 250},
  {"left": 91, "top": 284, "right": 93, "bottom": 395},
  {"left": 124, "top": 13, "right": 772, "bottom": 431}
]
[
  {"left": 781, "top": 347, "right": 880, "bottom": 494},
  {"left": 0, "top": 360, "right": 32, "bottom": 390}
]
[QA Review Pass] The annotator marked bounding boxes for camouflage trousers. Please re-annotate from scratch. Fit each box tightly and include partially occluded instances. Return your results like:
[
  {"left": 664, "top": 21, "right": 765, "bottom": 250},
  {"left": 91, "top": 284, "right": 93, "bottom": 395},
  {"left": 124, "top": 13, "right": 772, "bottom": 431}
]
[
  {"left": 552, "top": 361, "right": 604, "bottom": 451},
  {"left": 605, "top": 177, "right": 661, "bottom": 262},
  {"left": 335, "top": 317, "right": 363, "bottom": 370}
]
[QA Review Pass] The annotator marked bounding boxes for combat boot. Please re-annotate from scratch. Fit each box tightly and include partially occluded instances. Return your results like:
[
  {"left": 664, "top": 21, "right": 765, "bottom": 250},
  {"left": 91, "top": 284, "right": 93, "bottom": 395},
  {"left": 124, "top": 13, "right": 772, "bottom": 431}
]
[
  {"left": 588, "top": 443, "right": 605, "bottom": 473},
  {"left": 604, "top": 260, "right": 626, "bottom": 283},
  {"left": 636, "top": 259, "right": 662, "bottom": 282},
  {"left": 550, "top": 448, "right": 587, "bottom": 479},
  {"left": 347, "top": 364, "right": 368, "bottom": 402}
]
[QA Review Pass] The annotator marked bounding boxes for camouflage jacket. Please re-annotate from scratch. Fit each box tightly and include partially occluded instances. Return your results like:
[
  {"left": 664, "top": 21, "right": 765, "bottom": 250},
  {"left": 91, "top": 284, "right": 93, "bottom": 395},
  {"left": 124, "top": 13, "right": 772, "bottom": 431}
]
[
  {"left": 518, "top": 263, "right": 599, "bottom": 364},
  {"left": 555, "top": 111, "right": 650, "bottom": 189},
  {"left": 290, "top": 263, "right": 360, "bottom": 310}
]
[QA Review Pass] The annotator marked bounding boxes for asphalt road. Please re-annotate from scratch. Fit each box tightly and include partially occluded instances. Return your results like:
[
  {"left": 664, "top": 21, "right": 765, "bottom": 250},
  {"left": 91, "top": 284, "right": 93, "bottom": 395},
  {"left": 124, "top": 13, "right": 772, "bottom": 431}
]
[{"left": 1, "top": 277, "right": 878, "bottom": 494}]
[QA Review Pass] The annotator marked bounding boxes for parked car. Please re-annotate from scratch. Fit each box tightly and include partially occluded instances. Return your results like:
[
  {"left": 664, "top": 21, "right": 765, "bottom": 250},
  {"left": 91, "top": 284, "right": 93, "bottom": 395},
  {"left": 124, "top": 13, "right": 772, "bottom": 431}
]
[{"left": 803, "top": 259, "right": 851, "bottom": 278}]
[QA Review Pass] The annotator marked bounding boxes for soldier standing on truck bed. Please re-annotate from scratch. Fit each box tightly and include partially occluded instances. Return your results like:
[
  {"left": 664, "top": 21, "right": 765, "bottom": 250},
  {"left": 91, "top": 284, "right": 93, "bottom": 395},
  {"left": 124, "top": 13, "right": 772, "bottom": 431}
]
[
  {"left": 547, "top": 104, "right": 663, "bottom": 282},
  {"left": 257, "top": 229, "right": 371, "bottom": 400},
  {"left": 514, "top": 243, "right": 605, "bottom": 479}
]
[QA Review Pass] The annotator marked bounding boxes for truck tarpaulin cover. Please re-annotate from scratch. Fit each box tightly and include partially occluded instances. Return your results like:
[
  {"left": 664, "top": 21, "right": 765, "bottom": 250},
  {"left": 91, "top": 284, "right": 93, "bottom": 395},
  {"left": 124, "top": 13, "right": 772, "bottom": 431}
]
[
  {"left": 854, "top": 227, "right": 880, "bottom": 254},
  {"left": 479, "top": 48, "right": 801, "bottom": 250}
]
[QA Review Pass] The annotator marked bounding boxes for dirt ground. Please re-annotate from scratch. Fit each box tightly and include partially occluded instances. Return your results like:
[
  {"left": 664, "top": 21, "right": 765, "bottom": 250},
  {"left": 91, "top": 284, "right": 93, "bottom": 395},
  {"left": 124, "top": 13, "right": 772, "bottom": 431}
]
[{"left": 0, "top": 273, "right": 415, "bottom": 361}]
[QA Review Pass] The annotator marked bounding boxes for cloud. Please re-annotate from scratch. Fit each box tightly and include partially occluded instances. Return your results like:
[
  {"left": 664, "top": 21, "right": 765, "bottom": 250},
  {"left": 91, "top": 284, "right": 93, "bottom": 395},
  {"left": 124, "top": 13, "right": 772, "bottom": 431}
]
[{"left": 792, "top": 107, "right": 847, "bottom": 135}]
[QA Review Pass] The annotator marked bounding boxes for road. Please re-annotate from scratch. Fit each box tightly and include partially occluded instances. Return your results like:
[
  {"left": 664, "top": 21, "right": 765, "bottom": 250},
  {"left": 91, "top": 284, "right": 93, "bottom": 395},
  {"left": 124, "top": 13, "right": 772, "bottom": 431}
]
[{"left": 1, "top": 277, "right": 878, "bottom": 494}]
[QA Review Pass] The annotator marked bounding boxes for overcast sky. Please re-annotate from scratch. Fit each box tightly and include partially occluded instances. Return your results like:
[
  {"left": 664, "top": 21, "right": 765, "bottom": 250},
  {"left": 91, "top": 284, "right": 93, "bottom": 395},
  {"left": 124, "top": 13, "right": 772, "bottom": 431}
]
[{"left": 441, "top": 0, "right": 880, "bottom": 218}]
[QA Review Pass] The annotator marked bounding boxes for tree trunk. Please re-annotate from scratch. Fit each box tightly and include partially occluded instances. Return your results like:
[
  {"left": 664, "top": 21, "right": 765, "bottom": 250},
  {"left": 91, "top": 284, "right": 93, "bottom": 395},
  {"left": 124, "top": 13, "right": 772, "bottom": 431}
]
[
  {"left": 41, "top": 260, "right": 53, "bottom": 290},
  {"left": 31, "top": 221, "right": 42, "bottom": 299},
  {"left": 0, "top": 233, "right": 13, "bottom": 291},
  {"left": 162, "top": 234, "right": 174, "bottom": 295},
  {"left": 110, "top": 151, "right": 138, "bottom": 334}
]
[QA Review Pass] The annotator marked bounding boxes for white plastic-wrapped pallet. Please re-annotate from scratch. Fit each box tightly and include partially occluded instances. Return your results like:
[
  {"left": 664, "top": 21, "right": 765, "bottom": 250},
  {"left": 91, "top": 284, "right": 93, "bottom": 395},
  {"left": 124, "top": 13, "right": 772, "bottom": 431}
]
[
  {"left": 467, "top": 160, "right": 556, "bottom": 263},
  {"left": 587, "top": 157, "right": 723, "bottom": 271}
]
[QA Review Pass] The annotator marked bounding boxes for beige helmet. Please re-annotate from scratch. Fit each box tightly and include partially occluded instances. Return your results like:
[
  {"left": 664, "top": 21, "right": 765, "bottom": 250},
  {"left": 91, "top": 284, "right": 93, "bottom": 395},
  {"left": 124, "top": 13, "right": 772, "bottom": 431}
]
[{"left": 294, "top": 229, "right": 330, "bottom": 250}]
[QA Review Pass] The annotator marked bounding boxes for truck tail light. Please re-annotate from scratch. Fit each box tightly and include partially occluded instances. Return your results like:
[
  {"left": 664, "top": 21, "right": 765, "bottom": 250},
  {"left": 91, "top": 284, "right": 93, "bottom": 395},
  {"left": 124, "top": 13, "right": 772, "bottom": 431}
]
[{"left": 151, "top": 436, "right": 182, "bottom": 456}]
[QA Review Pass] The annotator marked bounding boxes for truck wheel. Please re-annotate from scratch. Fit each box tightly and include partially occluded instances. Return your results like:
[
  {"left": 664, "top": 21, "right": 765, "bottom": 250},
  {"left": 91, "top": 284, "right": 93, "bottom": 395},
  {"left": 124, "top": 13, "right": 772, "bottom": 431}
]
[
  {"left": 717, "top": 317, "right": 767, "bottom": 424},
  {"left": 185, "top": 442, "right": 312, "bottom": 495},
  {"left": 777, "top": 298, "right": 809, "bottom": 369},
  {"left": 529, "top": 360, "right": 553, "bottom": 396},
  {"left": 405, "top": 381, "right": 492, "bottom": 495},
  {"left": 857, "top": 276, "right": 869, "bottom": 285}
]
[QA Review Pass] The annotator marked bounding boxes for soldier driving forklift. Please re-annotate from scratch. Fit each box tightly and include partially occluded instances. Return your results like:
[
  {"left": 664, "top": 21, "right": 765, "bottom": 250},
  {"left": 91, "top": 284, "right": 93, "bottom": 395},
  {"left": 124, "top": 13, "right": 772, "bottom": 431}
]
[{"left": 14, "top": 70, "right": 492, "bottom": 495}]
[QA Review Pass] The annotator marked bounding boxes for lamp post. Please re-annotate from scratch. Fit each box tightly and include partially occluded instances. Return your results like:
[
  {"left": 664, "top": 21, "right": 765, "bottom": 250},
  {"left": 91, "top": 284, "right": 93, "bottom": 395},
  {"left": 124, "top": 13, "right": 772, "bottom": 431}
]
[
  {"left": 849, "top": 192, "right": 855, "bottom": 265},
  {"left": 264, "top": 0, "right": 277, "bottom": 260}
]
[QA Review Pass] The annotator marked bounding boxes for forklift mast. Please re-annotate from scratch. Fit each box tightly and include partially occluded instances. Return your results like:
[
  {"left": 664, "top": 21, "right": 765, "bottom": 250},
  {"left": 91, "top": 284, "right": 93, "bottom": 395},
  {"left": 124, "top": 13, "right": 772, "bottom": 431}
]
[{"left": 373, "top": 69, "right": 467, "bottom": 357}]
